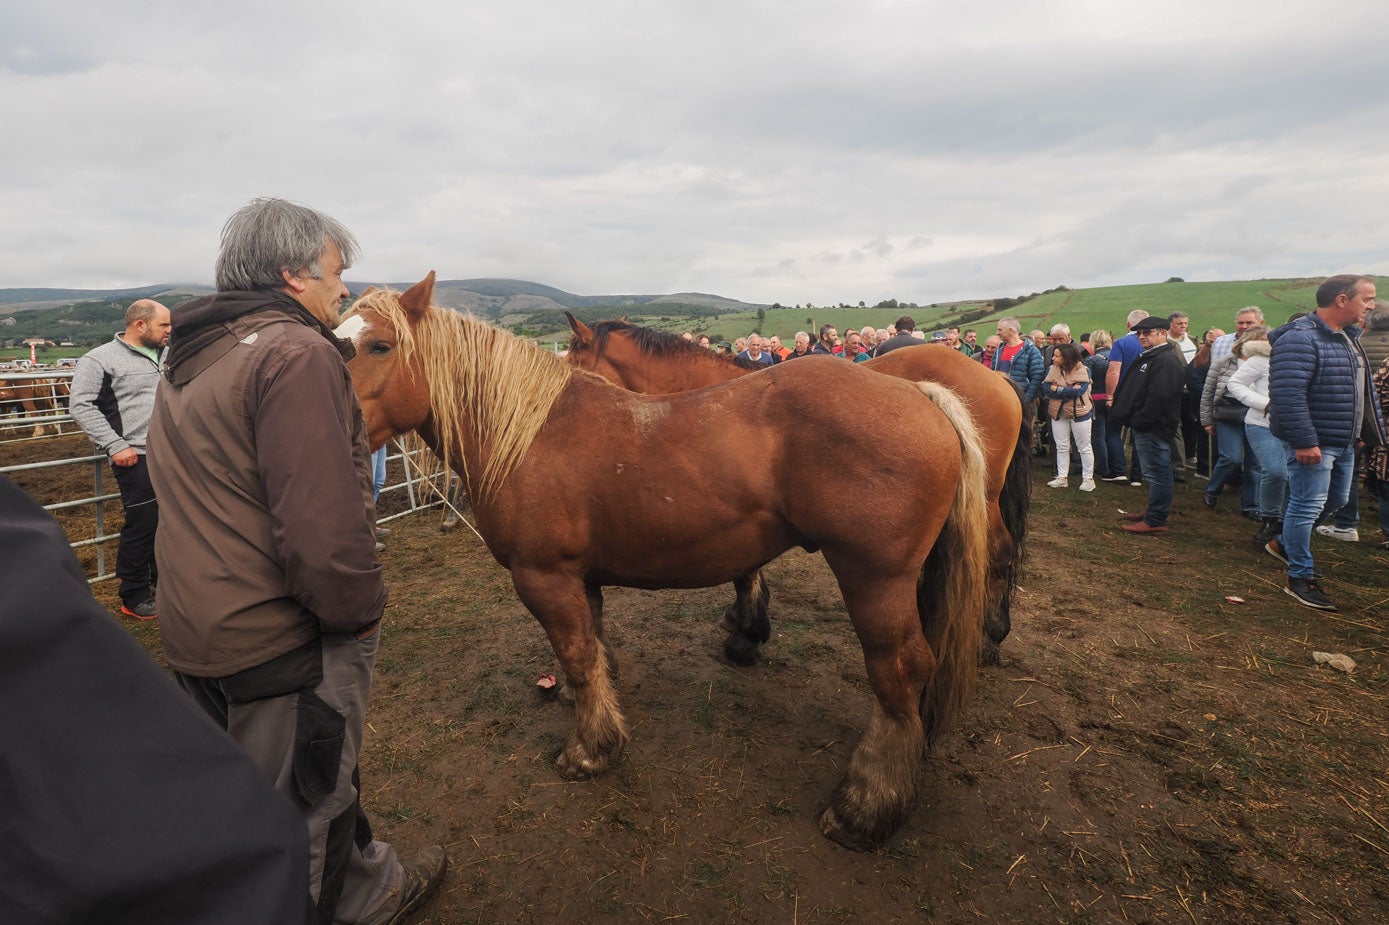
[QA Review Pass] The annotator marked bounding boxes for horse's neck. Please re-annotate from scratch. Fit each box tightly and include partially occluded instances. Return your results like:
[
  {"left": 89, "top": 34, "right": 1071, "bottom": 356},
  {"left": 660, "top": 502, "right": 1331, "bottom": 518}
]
[{"left": 639, "top": 351, "right": 750, "bottom": 392}]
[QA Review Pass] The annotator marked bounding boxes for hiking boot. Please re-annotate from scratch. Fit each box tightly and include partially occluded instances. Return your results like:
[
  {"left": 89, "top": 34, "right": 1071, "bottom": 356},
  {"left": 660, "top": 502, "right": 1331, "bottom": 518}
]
[
  {"left": 1079, "top": 479, "right": 1096, "bottom": 492},
  {"left": 1285, "top": 577, "right": 1336, "bottom": 611},
  {"left": 120, "top": 598, "right": 157, "bottom": 621},
  {"left": 1046, "top": 477, "right": 1068, "bottom": 489},
  {"left": 1264, "top": 538, "right": 1289, "bottom": 566},
  {"left": 387, "top": 846, "right": 448, "bottom": 924},
  {"left": 1314, "top": 524, "right": 1359, "bottom": 543},
  {"left": 1202, "top": 493, "right": 1217, "bottom": 509},
  {"left": 375, "top": 541, "right": 387, "bottom": 554},
  {"left": 1122, "top": 521, "right": 1169, "bottom": 535}
]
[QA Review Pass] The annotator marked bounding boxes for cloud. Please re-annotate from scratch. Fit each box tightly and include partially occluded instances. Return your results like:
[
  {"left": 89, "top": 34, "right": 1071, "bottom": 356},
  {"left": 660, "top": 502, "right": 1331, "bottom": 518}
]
[{"left": 2, "top": 0, "right": 1389, "bottom": 304}]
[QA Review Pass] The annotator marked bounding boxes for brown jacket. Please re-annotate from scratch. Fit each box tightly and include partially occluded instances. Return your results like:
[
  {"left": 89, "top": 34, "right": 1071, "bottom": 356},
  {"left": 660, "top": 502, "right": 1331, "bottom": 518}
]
[
  {"left": 1042, "top": 362, "right": 1094, "bottom": 420},
  {"left": 147, "top": 291, "right": 386, "bottom": 677}
]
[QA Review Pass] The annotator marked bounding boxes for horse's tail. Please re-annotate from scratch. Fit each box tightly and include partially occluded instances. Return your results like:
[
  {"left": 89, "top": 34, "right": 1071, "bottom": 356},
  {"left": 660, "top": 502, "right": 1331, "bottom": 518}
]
[
  {"left": 986, "top": 378, "right": 1033, "bottom": 658},
  {"left": 915, "top": 381, "right": 990, "bottom": 746}
]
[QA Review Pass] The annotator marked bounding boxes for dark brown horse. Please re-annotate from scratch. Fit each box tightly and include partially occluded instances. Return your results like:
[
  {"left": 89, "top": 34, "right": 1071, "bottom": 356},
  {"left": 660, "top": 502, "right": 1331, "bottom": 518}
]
[
  {"left": 564, "top": 316, "right": 1031, "bottom": 663},
  {"left": 345, "top": 273, "right": 992, "bottom": 849}
]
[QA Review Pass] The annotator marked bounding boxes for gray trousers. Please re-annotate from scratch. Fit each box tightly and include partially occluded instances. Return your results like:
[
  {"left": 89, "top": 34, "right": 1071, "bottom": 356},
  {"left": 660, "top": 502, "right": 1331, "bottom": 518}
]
[{"left": 178, "top": 633, "right": 405, "bottom": 925}]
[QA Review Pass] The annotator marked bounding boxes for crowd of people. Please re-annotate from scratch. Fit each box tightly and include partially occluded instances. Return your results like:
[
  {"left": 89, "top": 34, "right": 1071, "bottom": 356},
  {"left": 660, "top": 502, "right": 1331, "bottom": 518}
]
[{"left": 690, "top": 283, "right": 1388, "bottom": 612}]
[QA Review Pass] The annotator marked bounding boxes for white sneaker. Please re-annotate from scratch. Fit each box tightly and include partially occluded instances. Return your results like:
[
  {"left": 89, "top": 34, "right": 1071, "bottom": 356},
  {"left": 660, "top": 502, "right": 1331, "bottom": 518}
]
[
  {"left": 1047, "top": 477, "right": 1068, "bottom": 489},
  {"left": 1079, "top": 479, "right": 1096, "bottom": 492},
  {"left": 1315, "top": 524, "right": 1359, "bottom": 543}
]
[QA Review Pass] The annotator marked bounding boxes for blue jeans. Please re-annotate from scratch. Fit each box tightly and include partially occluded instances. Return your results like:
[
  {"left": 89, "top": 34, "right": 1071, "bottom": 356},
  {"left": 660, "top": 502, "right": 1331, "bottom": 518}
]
[
  {"left": 1133, "top": 432, "right": 1174, "bottom": 527},
  {"left": 1103, "top": 413, "right": 1126, "bottom": 478},
  {"left": 1206, "top": 420, "right": 1244, "bottom": 500},
  {"left": 1243, "top": 424, "right": 1288, "bottom": 520},
  {"left": 1279, "top": 444, "right": 1356, "bottom": 578},
  {"left": 1326, "top": 445, "right": 1363, "bottom": 529},
  {"left": 371, "top": 446, "right": 388, "bottom": 501},
  {"left": 1091, "top": 404, "right": 1111, "bottom": 478}
]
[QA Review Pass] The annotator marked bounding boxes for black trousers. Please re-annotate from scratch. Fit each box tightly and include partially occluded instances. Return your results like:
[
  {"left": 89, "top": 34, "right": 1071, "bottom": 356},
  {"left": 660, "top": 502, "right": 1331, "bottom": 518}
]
[{"left": 113, "top": 455, "right": 158, "bottom": 605}]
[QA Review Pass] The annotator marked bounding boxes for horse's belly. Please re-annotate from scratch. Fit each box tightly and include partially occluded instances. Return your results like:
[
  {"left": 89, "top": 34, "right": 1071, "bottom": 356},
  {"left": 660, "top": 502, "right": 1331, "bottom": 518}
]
[{"left": 585, "top": 522, "right": 795, "bottom": 590}]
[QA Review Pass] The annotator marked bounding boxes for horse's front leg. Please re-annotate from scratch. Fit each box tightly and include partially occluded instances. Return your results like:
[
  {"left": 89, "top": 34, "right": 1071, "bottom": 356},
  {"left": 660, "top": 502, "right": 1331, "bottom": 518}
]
[
  {"left": 720, "top": 571, "right": 771, "bottom": 666},
  {"left": 511, "top": 567, "right": 628, "bottom": 779}
]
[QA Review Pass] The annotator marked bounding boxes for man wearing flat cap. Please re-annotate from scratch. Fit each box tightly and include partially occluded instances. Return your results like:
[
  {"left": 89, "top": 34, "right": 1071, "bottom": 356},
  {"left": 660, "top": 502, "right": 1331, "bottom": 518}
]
[{"left": 1109, "top": 316, "right": 1185, "bottom": 534}]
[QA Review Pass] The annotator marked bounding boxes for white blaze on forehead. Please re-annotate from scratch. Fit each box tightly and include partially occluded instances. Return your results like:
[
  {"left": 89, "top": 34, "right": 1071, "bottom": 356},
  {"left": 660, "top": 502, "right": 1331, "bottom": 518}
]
[{"left": 334, "top": 314, "right": 369, "bottom": 346}]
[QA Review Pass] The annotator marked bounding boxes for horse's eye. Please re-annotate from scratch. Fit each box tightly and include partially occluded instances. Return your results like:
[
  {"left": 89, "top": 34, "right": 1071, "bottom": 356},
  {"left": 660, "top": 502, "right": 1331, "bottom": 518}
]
[{"left": 368, "top": 341, "right": 392, "bottom": 355}]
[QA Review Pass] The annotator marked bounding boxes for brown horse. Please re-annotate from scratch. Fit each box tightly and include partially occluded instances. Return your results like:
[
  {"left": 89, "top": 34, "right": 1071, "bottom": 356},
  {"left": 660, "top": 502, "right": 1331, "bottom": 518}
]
[
  {"left": 345, "top": 273, "right": 992, "bottom": 849},
  {"left": 0, "top": 376, "right": 63, "bottom": 437},
  {"left": 564, "top": 316, "right": 1031, "bottom": 664}
]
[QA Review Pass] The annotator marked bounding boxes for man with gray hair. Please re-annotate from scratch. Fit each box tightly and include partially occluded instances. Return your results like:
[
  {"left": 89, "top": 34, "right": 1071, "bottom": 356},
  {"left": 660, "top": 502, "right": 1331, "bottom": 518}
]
[
  {"left": 147, "top": 198, "right": 446, "bottom": 923},
  {"left": 69, "top": 298, "right": 171, "bottom": 620},
  {"left": 1212, "top": 306, "right": 1264, "bottom": 361}
]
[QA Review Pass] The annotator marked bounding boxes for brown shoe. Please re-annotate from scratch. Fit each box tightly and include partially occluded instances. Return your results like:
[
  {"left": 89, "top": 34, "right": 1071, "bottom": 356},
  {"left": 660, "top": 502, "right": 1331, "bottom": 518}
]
[
  {"left": 1122, "top": 521, "right": 1169, "bottom": 535},
  {"left": 387, "top": 846, "right": 448, "bottom": 924},
  {"left": 1122, "top": 511, "right": 1147, "bottom": 522}
]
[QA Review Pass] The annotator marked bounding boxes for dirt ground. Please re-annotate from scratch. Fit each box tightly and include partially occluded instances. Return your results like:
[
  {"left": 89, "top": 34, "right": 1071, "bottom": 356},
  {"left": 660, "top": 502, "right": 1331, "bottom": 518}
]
[{"left": 11, "top": 433, "right": 1389, "bottom": 924}]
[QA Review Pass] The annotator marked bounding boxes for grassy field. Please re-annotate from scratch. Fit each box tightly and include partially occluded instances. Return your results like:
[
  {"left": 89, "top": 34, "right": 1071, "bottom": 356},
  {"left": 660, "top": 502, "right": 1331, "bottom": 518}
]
[{"left": 574, "top": 279, "right": 1325, "bottom": 344}]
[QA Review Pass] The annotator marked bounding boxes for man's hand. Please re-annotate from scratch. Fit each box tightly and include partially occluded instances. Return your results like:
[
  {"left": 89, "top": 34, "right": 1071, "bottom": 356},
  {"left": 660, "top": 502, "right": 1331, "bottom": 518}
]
[
  {"left": 1294, "top": 446, "right": 1321, "bottom": 466},
  {"left": 1205, "top": 425, "right": 1214, "bottom": 435},
  {"left": 110, "top": 448, "right": 139, "bottom": 468}
]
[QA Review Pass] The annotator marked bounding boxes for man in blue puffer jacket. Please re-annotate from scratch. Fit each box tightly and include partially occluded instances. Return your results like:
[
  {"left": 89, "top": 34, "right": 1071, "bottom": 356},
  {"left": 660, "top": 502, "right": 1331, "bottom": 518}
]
[{"left": 1266, "top": 274, "right": 1387, "bottom": 611}]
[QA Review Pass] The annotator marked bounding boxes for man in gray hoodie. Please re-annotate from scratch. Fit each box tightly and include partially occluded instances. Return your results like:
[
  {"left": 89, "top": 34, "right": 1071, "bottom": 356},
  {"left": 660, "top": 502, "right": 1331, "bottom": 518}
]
[{"left": 69, "top": 298, "right": 170, "bottom": 619}]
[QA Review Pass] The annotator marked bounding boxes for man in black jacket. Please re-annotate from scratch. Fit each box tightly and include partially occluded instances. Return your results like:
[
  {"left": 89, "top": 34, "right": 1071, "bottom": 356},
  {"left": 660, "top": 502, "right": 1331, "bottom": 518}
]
[{"left": 1110, "top": 316, "right": 1185, "bottom": 534}]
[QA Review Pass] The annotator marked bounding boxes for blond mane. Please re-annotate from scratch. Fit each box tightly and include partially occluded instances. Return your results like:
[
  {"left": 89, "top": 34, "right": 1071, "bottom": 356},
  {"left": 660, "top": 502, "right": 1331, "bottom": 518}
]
[{"left": 358, "top": 289, "right": 573, "bottom": 503}]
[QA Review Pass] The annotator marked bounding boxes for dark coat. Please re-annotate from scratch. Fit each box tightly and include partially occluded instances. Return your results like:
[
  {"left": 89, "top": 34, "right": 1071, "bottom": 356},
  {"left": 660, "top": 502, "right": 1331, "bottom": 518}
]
[
  {"left": 1268, "top": 312, "right": 1387, "bottom": 451},
  {"left": 1109, "top": 342, "right": 1184, "bottom": 439}
]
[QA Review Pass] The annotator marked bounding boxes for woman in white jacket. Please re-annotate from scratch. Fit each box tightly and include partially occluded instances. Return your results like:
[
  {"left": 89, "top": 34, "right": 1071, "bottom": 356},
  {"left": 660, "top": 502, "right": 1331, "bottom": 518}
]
[{"left": 1225, "top": 339, "right": 1287, "bottom": 547}]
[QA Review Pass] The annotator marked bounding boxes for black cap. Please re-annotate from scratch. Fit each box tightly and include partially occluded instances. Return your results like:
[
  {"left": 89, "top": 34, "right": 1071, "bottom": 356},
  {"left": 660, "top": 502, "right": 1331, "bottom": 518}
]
[{"left": 1132, "top": 316, "right": 1170, "bottom": 332}]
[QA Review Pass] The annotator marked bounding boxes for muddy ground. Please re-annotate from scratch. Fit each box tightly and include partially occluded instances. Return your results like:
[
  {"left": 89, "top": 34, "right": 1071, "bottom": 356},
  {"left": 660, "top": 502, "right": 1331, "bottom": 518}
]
[{"left": 11, "top": 433, "right": 1389, "bottom": 923}]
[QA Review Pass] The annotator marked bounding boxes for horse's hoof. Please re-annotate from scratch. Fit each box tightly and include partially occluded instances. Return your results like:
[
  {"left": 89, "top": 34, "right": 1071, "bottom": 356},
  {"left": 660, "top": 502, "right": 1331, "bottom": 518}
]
[
  {"left": 720, "top": 632, "right": 762, "bottom": 667},
  {"left": 818, "top": 806, "right": 879, "bottom": 852},
  {"left": 978, "top": 639, "right": 1001, "bottom": 667},
  {"left": 555, "top": 740, "right": 617, "bottom": 779}
]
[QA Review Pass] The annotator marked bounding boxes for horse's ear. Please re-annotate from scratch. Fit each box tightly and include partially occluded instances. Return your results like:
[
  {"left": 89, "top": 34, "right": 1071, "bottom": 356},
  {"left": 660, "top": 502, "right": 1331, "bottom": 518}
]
[
  {"left": 619, "top": 315, "right": 628, "bottom": 323},
  {"left": 400, "top": 272, "right": 436, "bottom": 320},
  {"left": 565, "top": 311, "right": 594, "bottom": 345},
  {"left": 358, "top": 285, "right": 378, "bottom": 298}
]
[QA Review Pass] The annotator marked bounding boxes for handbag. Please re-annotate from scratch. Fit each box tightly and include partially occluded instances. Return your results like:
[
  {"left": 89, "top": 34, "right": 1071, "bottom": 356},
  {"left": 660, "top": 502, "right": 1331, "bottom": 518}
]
[{"left": 1212, "top": 395, "right": 1248, "bottom": 424}]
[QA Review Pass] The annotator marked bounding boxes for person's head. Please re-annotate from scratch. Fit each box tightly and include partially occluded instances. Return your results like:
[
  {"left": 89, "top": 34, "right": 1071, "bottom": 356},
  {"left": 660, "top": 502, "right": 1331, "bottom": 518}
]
[
  {"left": 1364, "top": 301, "right": 1389, "bottom": 333},
  {"left": 697, "top": 334, "right": 711, "bottom": 349},
  {"left": 767, "top": 335, "right": 781, "bottom": 352},
  {"left": 1089, "top": 329, "right": 1113, "bottom": 351},
  {"left": 859, "top": 325, "right": 876, "bottom": 344},
  {"left": 1132, "top": 315, "right": 1170, "bottom": 350},
  {"left": 963, "top": 329, "right": 978, "bottom": 345},
  {"left": 845, "top": 331, "right": 864, "bottom": 357},
  {"left": 996, "top": 317, "right": 1021, "bottom": 343},
  {"left": 124, "top": 299, "right": 172, "bottom": 349},
  {"left": 874, "top": 329, "right": 890, "bottom": 346},
  {"left": 895, "top": 315, "right": 916, "bottom": 334},
  {"left": 1125, "top": 309, "right": 1149, "bottom": 332},
  {"left": 1047, "top": 322, "right": 1071, "bottom": 346},
  {"left": 216, "top": 197, "right": 359, "bottom": 327},
  {"left": 1233, "top": 306, "right": 1264, "bottom": 335},
  {"left": 746, "top": 334, "right": 763, "bottom": 355},
  {"left": 945, "top": 326, "right": 961, "bottom": 345},
  {"left": 1315, "top": 275, "right": 1377, "bottom": 329},
  {"left": 1231, "top": 324, "right": 1269, "bottom": 358},
  {"left": 794, "top": 331, "right": 810, "bottom": 352},
  {"left": 1167, "top": 311, "right": 1189, "bottom": 338},
  {"left": 818, "top": 323, "right": 837, "bottom": 347},
  {"left": 982, "top": 334, "right": 1002, "bottom": 356},
  {"left": 680, "top": 331, "right": 694, "bottom": 342},
  {"left": 1029, "top": 330, "right": 1046, "bottom": 347},
  {"left": 1053, "top": 341, "right": 1083, "bottom": 372},
  {"left": 734, "top": 337, "right": 748, "bottom": 353}
]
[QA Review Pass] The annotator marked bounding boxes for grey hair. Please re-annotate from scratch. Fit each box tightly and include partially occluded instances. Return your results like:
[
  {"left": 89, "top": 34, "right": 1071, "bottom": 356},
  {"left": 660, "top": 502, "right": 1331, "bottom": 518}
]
[
  {"left": 1364, "top": 303, "right": 1389, "bottom": 332},
  {"left": 1236, "top": 305, "right": 1264, "bottom": 322},
  {"left": 1049, "top": 322, "right": 1070, "bottom": 336},
  {"left": 1167, "top": 311, "right": 1189, "bottom": 323},
  {"left": 1125, "top": 309, "right": 1149, "bottom": 327},
  {"left": 997, "top": 317, "right": 1021, "bottom": 333},
  {"left": 215, "top": 197, "right": 359, "bottom": 292}
]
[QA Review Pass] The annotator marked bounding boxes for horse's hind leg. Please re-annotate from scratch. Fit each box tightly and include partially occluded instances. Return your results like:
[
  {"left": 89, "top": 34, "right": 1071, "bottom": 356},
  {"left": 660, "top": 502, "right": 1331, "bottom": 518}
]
[
  {"left": 818, "top": 574, "right": 931, "bottom": 850},
  {"left": 720, "top": 571, "right": 771, "bottom": 666},
  {"left": 980, "top": 503, "right": 1012, "bottom": 666},
  {"left": 512, "top": 569, "right": 628, "bottom": 779}
]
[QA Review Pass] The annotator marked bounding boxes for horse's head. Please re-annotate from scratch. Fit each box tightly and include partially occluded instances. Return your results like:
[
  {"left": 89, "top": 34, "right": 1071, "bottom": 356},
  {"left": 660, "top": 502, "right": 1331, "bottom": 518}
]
[
  {"left": 341, "top": 272, "right": 437, "bottom": 450},
  {"left": 564, "top": 312, "right": 631, "bottom": 385},
  {"left": 565, "top": 313, "right": 746, "bottom": 393}
]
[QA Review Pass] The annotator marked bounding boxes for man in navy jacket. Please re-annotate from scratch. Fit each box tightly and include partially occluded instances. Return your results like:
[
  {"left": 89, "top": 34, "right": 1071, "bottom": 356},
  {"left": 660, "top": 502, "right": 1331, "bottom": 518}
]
[{"left": 1266, "top": 274, "right": 1387, "bottom": 611}]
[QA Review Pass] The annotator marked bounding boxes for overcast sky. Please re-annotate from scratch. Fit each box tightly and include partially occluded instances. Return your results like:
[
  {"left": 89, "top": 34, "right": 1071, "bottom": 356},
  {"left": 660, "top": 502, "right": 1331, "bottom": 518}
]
[{"left": 3, "top": 1, "right": 1387, "bottom": 305}]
